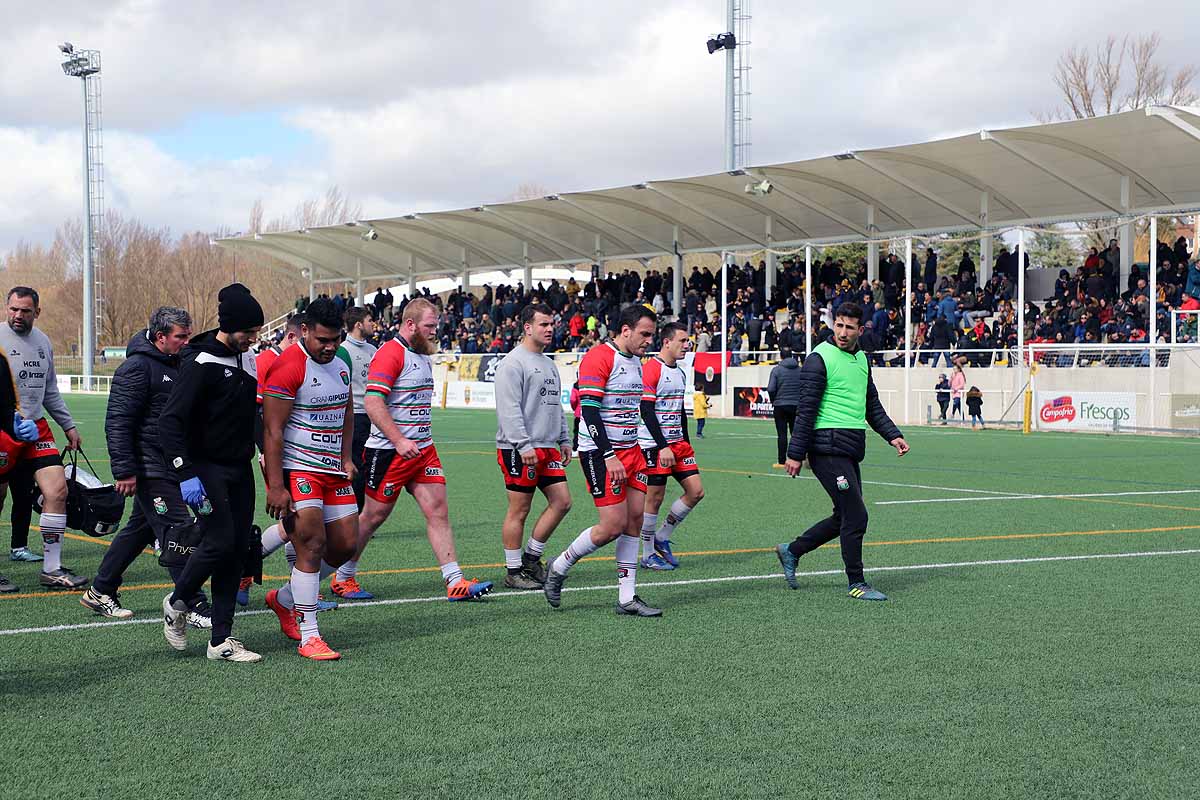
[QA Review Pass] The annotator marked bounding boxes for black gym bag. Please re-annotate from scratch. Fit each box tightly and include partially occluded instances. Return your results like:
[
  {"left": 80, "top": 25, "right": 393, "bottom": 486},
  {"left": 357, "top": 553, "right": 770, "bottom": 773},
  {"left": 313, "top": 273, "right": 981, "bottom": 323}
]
[
  {"left": 158, "top": 520, "right": 203, "bottom": 569},
  {"left": 34, "top": 449, "right": 125, "bottom": 537}
]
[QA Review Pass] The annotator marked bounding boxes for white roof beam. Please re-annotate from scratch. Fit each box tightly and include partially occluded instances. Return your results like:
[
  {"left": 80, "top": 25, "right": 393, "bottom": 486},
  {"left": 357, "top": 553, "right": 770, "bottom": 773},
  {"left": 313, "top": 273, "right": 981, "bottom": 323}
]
[
  {"left": 214, "top": 239, "right": 314, "bottom": 281},
  {"left": 363, "top": 227, "right": 459, "bottom": 272},
  {"left": 752, "top": 171, "right": 869, "bottom": 236},
  {"left": 765, "top": 167, "right": 914, "bottom": 228},
  {"left": 1001, "top": 129, "right": 1172, "bottom": 205},
  {"left": 251, "top": 236, "right": 355, "bottom": 279},
  {"left": 1146, "top": 105, "right": 1200, "bottom": 142},
  {"left": 568, "top": 193, "right": 715, "bottom": 247},
  {"left": 981, "top": 130, "right": 1123, "bottom": 214},
  {"left": 641, "top": 182, "right": 768, "bottom": 246},
  {"left": 481, "top": 206, "right": 594, "bottom": 260},
  {"left": 503, "top": 202, "right": 636, "bottom": 254},
  {"left": 302, "top": 230, "right": 403, "bottom": 277},
  {"left": 856, "top": 151, "right": 1030, "bottom": 218},
  {"left": 549, "top": 194, "right": 674, "bottom": 253},
  {"left": 852, "top": 153, "right": 981, "bottom": 226},
  {"left": 382, "top": 216, "right": 522, "bottom": 267},
  {"left": 654, "top": 179, "right": 810, "bottom": 239},
  {"left": 437, "top": 212, "right": 563, "bottom": 262}
]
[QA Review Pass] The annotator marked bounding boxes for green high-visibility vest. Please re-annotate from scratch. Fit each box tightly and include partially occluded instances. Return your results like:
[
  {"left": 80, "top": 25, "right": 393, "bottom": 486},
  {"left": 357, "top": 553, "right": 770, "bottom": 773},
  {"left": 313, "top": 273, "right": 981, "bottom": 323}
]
[{"left": 813, "top": 341, "right": 868, "bottom": 430}]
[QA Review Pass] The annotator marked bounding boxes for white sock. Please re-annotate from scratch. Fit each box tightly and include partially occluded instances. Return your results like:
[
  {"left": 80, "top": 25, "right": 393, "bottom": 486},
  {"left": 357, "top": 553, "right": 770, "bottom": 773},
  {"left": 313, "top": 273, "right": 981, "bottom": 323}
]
[
  {"left": 291, "top": 568, "right": 320, "bottom": 643},
  {"left": 336, "top": 559, "right": 358, "bottom": 581},
  {"left": 260, "top": 524, "right": 286, "bottom": 557},
  {"left": 551, "top": 527, "right": 599, "bottom": 575},
  {"left": 440, "top": 561, "right": 463, "bottom": 586},
  {"left": 40, "top": 512, "right": 66, "bottom": 572},
  {"left": 285, "top": 541, "right": 297, "bottom": 569},
  {"left": 656, "top": 498, "right": 694, "bottom": 542},
  {"left": 276, "top": 581, "right": 294, "bottom": 609},
  {"left": 615, "top": 534, "right": 639, "bottom": 604},
  {"left": 504, "top": 548, "right": 523, "bottom": 570},
  {"left": 640, "top": 513, "right": 658, "bottom": 560},
  {"left": 524, "top": 537, "right": 546, "bottom": 558}
]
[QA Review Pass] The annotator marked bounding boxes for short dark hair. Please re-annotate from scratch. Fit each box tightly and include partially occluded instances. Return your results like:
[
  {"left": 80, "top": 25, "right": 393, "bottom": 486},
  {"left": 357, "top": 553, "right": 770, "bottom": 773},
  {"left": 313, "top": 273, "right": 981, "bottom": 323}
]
[
  {"left": 344, "top": 306, "right": 372, "bottom": 331},
  {"left": 7, "top": 287, "right": 38, "bottom": 307},
  {"left": 285, "top": 313, "right": 306, "bottom": 335},
  {"left": 618, "top": 304, "right": 656, "bottom": 333},
  {"left": 520, "top": 303, "right": 554, "bottom": 327},
  {"left": 148, "top": 307, "right": 192, "bottom": 340},
  {"left": 660, "top": 321, "right": 688, "bottom": 341},
  {"left": 834, "top": 301, "right": 864, "bottom": 324},
  {"left": 304, "top": 298, "right": 343, "bottom": 332}
]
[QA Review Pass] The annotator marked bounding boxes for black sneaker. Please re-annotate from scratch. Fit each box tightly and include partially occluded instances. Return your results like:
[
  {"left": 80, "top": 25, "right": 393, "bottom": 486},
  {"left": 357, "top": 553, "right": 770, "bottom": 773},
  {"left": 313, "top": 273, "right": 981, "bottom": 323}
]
[
  {"left": 615, "top": 595, "right": 663, "bottom": 617},
  {"left": 0, "top": 573, "right": 16, "bottom": 593},
  {"left": 504, "top": 570, "right": 542, "bottom": 590},
  {"left": 543, "top": 568, "right": 568, "bottom": 608},
  {"left": 40, "top": 567, "right": 89, "bottom": 590},
  {"left": 521, "top": 552, "right": 547, "bottom": 584}
]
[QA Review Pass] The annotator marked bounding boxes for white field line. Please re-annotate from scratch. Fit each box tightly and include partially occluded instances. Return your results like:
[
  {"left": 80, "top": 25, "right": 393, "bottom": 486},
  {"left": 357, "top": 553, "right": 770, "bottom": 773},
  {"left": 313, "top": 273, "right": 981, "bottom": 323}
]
[
  {"left": 3, "top": 548, "right": 1198, "bottom": 638},
  {"left": 875, "top": 489, "right": 1200, "bottom": 506},
  {"left": 756, "top": 470, "right": 1015, "bottom": 496}
]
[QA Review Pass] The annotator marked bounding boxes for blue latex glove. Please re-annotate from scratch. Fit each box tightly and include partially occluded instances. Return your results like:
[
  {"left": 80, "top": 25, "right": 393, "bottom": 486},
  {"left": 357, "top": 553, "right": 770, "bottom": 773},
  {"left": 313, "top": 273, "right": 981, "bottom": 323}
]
[
  {"left": 179, "top": 476, "right": 208, "bottom": 510},
  {"left": 13, "top": 413, "right": 38, "bottom": 443}
]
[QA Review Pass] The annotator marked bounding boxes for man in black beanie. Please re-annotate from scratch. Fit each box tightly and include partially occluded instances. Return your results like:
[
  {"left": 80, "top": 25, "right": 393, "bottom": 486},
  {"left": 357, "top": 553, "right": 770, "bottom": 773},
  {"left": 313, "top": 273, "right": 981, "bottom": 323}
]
[{"left": 158, "top": 283, "right": 265, "bottom": 662}]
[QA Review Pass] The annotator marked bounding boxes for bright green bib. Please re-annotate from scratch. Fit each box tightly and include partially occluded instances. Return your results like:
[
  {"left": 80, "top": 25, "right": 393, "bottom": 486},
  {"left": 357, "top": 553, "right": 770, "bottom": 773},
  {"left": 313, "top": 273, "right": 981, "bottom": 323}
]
[{"left": 813, "top": 341, "right": 868, "bottom": 430}]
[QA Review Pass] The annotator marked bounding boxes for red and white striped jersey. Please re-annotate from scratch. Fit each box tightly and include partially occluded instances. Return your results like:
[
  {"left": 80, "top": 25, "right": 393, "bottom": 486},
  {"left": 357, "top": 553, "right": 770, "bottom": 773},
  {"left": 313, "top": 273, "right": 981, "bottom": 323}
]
[
  {"left": 364, "top": 337, "right": 434, "bottom": 451},
  {"left": 637, "top": 356, "right": 687, "bottom": 449},
  {"left": 576, "top": 341, "right": 643, "bottom": 454},
  {"left": 262, "top": 344, "right": 351, "bottom": 474}
]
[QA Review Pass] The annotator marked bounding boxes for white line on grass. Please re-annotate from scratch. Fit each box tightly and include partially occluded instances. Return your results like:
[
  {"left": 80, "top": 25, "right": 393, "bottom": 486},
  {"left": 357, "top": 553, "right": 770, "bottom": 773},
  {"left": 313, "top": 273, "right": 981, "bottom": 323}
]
[
  {"left": 3, "top": 548, "right": 1198, "bottom": 638},
  {"left": 875, "top": 489, "right": 1200, "bottom": 506},
  {"left": 757, "top": 470, "right": 1015, "bottom": 496}
]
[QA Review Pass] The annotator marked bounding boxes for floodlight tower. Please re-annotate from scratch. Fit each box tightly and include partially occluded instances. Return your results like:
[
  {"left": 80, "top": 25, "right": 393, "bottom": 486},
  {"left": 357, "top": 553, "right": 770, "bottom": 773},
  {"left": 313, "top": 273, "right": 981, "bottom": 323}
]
[
  {"left": 706, "top": 0, "right": 751, "bottom": 171},
  {"left": 58, "top": 42, "right": 104, "bottom": 378}
]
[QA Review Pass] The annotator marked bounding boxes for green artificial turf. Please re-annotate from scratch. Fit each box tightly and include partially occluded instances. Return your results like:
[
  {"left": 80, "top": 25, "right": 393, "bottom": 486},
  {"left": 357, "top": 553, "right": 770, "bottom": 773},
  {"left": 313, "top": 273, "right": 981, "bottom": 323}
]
[{"left": 2, "top": 397, "right": 1197, "bottom": 799}]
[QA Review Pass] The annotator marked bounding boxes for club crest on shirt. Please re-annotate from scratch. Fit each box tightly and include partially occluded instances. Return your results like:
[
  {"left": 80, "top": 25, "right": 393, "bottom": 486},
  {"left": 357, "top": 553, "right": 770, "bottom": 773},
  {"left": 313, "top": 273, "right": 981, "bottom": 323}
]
[
  {"left": 339, "top": 371, "right": 349, "bottom": 385},
  {"left": 153, "top": 496, "right": 168, "bottom": 515},
  {"left": 382, "top": 483, "right": 397, "bottom": 498},
  {"left": 296, "top": 477, "right": 313, "bottom": 495}
]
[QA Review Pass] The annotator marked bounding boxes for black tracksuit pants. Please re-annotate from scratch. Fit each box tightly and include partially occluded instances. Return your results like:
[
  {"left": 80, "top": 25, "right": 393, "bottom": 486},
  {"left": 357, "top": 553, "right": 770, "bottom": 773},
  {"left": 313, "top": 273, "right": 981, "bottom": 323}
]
[
  {"left": 171, "top": 461, "right": 255, "bottom": 645},
  {"left": 93, "top": 478, "right": 205, "bottom": 609},
  {"left": 351, "top": 413, "right": 371, "bottom": 510},
  {"left": 787, "top": 454, "right": 867, "bottom": 585},
  {"left": 6, "top": 464, "right": 35, "bottom": 551},
  {"left": 773, "top": 406, "right": 797, "bottom": 464}
]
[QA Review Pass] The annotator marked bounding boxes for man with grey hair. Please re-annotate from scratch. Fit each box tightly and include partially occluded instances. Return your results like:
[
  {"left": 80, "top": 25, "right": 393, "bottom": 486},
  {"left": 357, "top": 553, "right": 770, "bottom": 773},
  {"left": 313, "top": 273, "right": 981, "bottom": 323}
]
[{"left": 80, "top": 307, "right": 210, "bottom": 623}]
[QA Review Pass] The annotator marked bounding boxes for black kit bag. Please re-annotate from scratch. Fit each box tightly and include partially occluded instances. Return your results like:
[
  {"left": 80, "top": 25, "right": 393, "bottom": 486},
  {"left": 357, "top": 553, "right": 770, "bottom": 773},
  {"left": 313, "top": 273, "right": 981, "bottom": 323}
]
[
  {"left": 158, "top": 519, "right": 203, "bottom": 570},
  {"left": 35, "top": 449, "right": 125, "bottom": 537}
]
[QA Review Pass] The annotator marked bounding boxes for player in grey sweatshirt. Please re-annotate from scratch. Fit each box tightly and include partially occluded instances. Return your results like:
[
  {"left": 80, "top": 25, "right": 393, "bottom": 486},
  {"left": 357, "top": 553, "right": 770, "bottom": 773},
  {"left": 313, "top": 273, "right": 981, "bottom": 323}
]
[
  {"left": 493, "top": 303, "right": 572, "bottom": 589},
  {"left": 0, "top": 286, "right": 87, "bottom": 588}
]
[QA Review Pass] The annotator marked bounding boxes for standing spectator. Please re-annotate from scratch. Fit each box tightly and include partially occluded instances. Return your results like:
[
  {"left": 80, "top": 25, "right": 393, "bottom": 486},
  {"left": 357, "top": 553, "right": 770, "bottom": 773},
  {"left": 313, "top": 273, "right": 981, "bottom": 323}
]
[
  {"left": 693, "top": 385, "right": 710, "bottom": 438},
  {"left": 924, "top": 248, "right": 937, "bottom": 292},
  {"left": 766, "top": 352, "right": 802, "bottom": 466},
  {"left": 935, "top": 374, "right": 951, "bottom": 424},
  {"left": 950, "top": 364, "right": 966, "bottom": 421},
  {"left": 966, "top": 386, "right": 985, "bottom": 429}
]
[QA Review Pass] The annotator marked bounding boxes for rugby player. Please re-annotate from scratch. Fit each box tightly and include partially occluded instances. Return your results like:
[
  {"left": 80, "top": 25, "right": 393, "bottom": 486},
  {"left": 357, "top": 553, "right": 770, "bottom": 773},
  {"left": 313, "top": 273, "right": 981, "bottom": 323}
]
[
  {"left": 638, "top": 322, "right": 704, "bottom": 571},
  {"left": 494, "top": 303, "right": 572, "bottom": 589},
  {"left": 340, "top": 306, "right": 377, "bottom": 511},
  {"left": 260, "top": 298, "right": 357, "bottom": 660},
  {"left": 0, "top": 287, "right": 87, "bottom": 589},
  {"left": 332, "top": 298, "right": 491, "bottom": 601},
  {"left": 543, "top": 305, "right": 661, "bottom": 616},
  {"left": 0, "top": 343, "right": 47, "bottom": 593}
]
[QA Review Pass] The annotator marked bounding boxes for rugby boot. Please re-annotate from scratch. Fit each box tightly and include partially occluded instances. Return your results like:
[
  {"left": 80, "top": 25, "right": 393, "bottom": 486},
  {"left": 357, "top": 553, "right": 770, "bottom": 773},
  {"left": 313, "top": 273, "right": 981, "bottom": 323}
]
[
  {"left": 298, "top": 636, "right": 341, "bottom": 661},
  {"left": 40, "top": 567, "right": 88, "bottom": 590},
  {"left": 775, "top": 544, "right": 799, "bottom": 590},
  {"left": 265, "top": 589, "right": 301, "bottom": 641},
  {"left": 446, "top": 577, "right": 492, "bottom": 601},
  {"left": 207, "top": 638, "right": 262, "bottom": 663},
  {"left": 80, "top": 587, "right": 133, "bottom": 619},
  {"left": 615, "top": 595, "right": 663, "bottom": 617},
  {"left": 848, "top": 582, "right": 887, "bottom": 602}
]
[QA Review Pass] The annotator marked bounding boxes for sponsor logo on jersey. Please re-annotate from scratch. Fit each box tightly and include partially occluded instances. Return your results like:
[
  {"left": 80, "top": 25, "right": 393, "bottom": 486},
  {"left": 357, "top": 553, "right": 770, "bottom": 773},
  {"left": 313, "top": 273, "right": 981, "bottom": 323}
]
[
  {"left": 172, "top": 456, "right": 184, "bottom": 469},
  {"left": 153, "top": 496, "right": 168, "bottom": 515},
  {"left": 546, "top": 461, "right": 563, "bottom": 470},
  {"left": 681, "top": 457, "right": 696, "bottom": 466},
  {"left": 334, "top": 486, "right": 353, "bottom": 497},
  {"left": 162, "top": 375, "right": 172, "bottom": 382},
  {"left": 34, "top": 441, "right": 54, "bottom": 452},
  {"left": 635, "top": 471, "right": 647, "bottom": 484},
  {"left": 224, "top": 368, "right": 233, "bottom": 378},
  {"left": 424, "top": 466, "right": 443, "bottom": 478}
]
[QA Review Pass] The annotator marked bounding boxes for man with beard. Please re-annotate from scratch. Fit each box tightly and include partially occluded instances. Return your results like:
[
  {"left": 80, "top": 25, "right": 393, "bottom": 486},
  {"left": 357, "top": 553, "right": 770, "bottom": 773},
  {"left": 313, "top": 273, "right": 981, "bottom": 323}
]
[{"left": 333, "top": 298, "right": 492, "bottom": 601}]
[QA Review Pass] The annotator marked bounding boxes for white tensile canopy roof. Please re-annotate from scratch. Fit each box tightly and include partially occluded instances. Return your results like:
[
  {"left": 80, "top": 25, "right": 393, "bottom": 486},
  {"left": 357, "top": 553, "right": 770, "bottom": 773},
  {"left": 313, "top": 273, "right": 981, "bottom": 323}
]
[{"left": 215, "top": 106, "right": 1200, "bottom": 285}]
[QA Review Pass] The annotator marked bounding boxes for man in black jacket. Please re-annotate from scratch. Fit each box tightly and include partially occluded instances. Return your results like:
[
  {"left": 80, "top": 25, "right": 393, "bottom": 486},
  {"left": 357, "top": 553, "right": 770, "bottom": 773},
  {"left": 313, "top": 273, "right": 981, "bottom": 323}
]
[
  {"left": 775, "top": 302, "right": 909, "bottom": 601},
  {"left": 159, "top": 284, "right": 264, "bottom": 663},
  {"left": 766, "top": 352, "right": 802, "bottom": 466},
  {"left": 80, "top": 308, "right": 210, "bottom": 623}
]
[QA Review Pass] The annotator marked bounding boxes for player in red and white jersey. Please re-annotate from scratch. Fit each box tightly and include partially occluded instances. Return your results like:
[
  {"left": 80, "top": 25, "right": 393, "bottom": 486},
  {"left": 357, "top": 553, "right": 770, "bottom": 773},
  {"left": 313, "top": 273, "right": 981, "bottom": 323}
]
[
  {"left": 260, "top": 298, "right": 356, "bottom": 660},
  {"left": 332, "top": 297, "right": 492, "bottom": 602},
  {"left": 637, "top": 322, "right": 704, "bottom": 571},
  {"left": 543, "top": 305, "right": 661, "bottom": 617}
]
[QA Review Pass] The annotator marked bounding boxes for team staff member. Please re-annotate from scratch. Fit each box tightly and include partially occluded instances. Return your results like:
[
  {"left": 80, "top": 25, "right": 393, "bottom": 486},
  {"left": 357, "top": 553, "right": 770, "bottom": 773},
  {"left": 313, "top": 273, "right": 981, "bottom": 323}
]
[
  {"left": 494, "top": 303, "right": 572, "bottom": 590},
  {"left": 0, "top": 346, "right": 47, "bottom": 593},
  {"left": 159, "top": 284, "right": 264, "bottom": 663},
  {"left": 766, "top": 351, "right": 802, "bottom": 467},
  {"left": 0, "top": 287, "right": 86, "bottom": 589},
  {"left": 339, "top": 307, "right": 377, "bottom": 510},
  {"left": 775, "top": 302, "right": 908, "bottom": 601},
  {"left": 80, "top": 308, "right": 211, "bottom": 622}
]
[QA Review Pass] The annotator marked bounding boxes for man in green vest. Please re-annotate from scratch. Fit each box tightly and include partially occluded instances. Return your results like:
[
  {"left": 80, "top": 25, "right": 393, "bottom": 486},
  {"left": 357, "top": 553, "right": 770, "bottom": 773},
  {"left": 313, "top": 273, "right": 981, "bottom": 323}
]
[{"left": 775, "top": 301, "right": 908, "bottom": 600}]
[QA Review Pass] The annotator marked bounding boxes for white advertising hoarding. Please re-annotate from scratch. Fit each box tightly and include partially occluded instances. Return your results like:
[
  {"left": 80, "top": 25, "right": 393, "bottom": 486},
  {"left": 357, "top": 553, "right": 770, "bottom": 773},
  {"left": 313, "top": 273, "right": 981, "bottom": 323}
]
[{"left": 1035, "top": 391, "right": 1137, "bottom": 431}]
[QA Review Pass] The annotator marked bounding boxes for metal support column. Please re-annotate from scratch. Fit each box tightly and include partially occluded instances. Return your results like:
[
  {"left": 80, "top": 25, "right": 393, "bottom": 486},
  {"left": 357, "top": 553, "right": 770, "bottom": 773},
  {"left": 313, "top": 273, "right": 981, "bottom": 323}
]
[
  {"left": 522, "top": 242, "right": 533, "bottom": 293},
  {"left": 1149, "top": 215, "right": 1158, "bottom": 429},
  {"left": 1017, "top": 229, "right": 1026, "bottom": 358},
  {"left": 724, "top": 0, "right": 736, "bottom": 172},
  {"left": 904, "top": 237, "right": 912, "bottom": 425},
  {"left": 1119, "top": 176, "right": 1133, "bottom": 289},
  {"left": 720, "top": 252, "right": 729, "bottom": 417},
  {"left": 764, "top": 216, "right": 775, "bottom": 308},
  {"left": 355, "top": 258, "right": 365, "bottom": 307},
  {"left": 407, "top": 254, "right": 416, "bottom": 299},
  {"left": 460, "top": 248, "right": 470, "bottom": 294},
  {"left": 804, "top": 245, "right": 813, "bottom": 356},
  {"left": 672, "top": 226, "right": 683, "bottom": 317},
  {"left": 979, "top": 193, "right": 992, "bottom": 285},
  {"left": 866, "top": 206, "right": 878, "bottom": 283}
]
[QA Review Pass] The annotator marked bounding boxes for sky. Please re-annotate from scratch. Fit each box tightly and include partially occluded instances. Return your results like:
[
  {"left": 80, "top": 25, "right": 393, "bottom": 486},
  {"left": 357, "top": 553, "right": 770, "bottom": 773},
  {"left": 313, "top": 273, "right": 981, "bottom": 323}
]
[{"left": 0, "top": 0, "right": 1198, "bottom": 254}]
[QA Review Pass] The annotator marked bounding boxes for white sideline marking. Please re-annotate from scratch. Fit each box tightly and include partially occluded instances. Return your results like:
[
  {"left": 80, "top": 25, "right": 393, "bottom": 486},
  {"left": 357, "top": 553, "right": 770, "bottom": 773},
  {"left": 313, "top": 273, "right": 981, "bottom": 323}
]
[
  {"left": 757, "top": 470, "right": 1015, "bottom": 496},
  {"left": 875, "top": 489, "right": 1200, "bottom": 506},
  {"left": 2, "top": 548, "right": 1198, "bottom": 637}
]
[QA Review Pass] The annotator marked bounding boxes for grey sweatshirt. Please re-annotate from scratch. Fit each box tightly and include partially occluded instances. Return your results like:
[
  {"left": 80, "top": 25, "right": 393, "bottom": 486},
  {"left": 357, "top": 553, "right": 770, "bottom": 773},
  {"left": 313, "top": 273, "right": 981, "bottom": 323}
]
[
  {"left": 494, "top": 345, "right": 569, "bottom": 453},
  {"left": 0, "top": 323, "right": 74, "bottom": 430},
  {"left": 338, "top": 335, "right": 377, "bottom": 415}
]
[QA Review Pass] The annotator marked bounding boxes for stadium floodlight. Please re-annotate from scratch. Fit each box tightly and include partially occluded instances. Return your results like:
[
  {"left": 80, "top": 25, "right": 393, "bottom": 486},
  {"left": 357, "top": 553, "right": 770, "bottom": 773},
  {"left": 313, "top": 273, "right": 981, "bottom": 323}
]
[
  {"left": 706, "top": 32, "right": 736, "bottom": 54},
  {"left": 361, "top": 227, "right": 379, "bottom": 241},
  {"left": 744, "top": 177, "right": 772, "bottom": 196},
  {"left": 58, "top": 42, "right": 103, "bottom": 379}
]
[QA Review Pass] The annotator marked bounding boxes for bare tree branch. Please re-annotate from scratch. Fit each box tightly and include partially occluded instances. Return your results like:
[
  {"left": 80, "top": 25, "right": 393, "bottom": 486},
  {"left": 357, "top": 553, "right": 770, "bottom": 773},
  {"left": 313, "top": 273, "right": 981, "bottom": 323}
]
[
  {"left": 1168, "top": 65, "right": 1200, "bottom": 105},
  {"left": 1126, "top": 33, "right": 1167, "bottom": 108},
  {"left": 1095, "top": 35, "right": 1125, "bottom": 115}
]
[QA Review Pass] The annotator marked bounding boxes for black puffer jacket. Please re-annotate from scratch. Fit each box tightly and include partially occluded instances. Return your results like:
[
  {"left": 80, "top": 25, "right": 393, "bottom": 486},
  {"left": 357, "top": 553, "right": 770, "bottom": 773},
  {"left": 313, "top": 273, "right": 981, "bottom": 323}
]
[
  {"left": 785, "top": 347, "right": 902, "bottom": 463},
  {"left": 105, "top": 330, "right": 181, "bottom": 480},
  {"left": 766, "top": 357, "right": 803, "bottom": 408}
]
